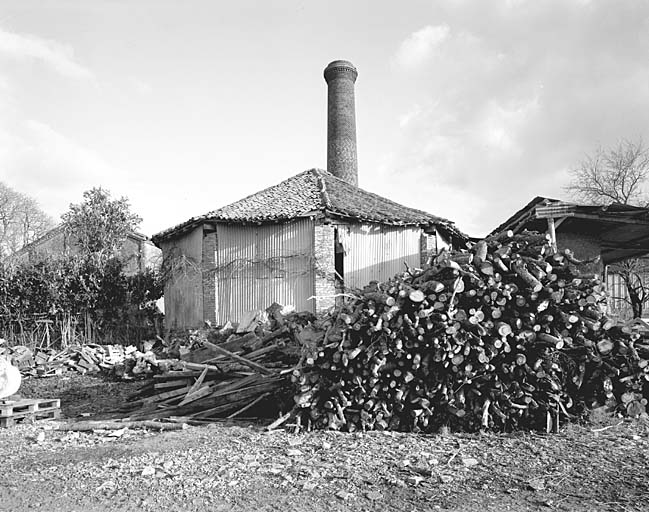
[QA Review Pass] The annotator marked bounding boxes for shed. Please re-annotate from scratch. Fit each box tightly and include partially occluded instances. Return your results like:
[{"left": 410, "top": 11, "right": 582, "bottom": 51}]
[
  {"left": 491, "top": 196, "right": 649, "bottom": 319},
  {"left": 153, "top": 168, "right": 466, "bottom": 329},
  {"left": 491, "top": 196, "right": 649, "bottom": 269}
]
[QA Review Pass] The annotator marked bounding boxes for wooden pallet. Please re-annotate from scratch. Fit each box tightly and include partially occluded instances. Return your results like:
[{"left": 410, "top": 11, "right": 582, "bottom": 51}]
[{"left": 0, "top": 398, "right": 61, "bottom": 427}]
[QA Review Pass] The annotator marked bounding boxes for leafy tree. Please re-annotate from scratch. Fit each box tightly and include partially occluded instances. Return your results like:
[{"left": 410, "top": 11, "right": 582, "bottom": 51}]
[
  {"left": 566, "top": 140, "right": 649, "bottom": 318},
  {"left": 0, "top": 182, "right": 54, "bottom": 260},
  {"left": 61, "top": 187, "right": 142, "bottom": 261}
]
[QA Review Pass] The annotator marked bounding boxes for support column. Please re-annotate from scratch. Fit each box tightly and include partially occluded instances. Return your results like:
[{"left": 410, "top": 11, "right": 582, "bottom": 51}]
[
  {"left": 202, "top": 227, "right": 217, "bottom": 325},
  {"left": 314, "top": 223, "right": 337, "bottom": 312}
]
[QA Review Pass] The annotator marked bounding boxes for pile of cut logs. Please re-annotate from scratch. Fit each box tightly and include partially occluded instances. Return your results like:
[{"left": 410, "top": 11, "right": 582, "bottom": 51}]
[
  {"left": 7, "top": 344, "right": 160, "bottom": 379},
  {"left": 291, "top": 231, "right": 649, "bottom": 432}
]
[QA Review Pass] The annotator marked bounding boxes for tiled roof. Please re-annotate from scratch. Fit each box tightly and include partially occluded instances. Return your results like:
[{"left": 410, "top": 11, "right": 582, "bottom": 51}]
[{"left": 153, "top": 169, "right": 467, "bottom": 242}]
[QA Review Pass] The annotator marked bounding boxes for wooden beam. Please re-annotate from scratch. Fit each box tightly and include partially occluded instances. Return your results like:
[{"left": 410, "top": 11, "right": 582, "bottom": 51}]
[
  {"left": 554, "top": 217, "right": 568, "bottom": 230},
  {"left": 603, "top": 249, "right": 649, "bottom": 265},
  {"left": 600, "top": 239, "right": 649, "bottom": 250},
  {"left": 202, "top": 340, "right": 275, "bottom": 375},
  {"left": 547, "top": 217, "right": 557, "bottom": 253},
  {"left": 536, "top": 210, "right": 649, "bottom": 226}
]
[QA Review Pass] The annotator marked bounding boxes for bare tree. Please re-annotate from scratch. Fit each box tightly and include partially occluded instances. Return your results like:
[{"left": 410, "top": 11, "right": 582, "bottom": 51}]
[
  {"left": 566, "top": 140, "right": 649, "bottom": 318},
  {"left": 566, "top": 140, "right": 649, "bottom": 206},
  {"left": 0, "top": 182, "right": 55, "bottom": 260}
]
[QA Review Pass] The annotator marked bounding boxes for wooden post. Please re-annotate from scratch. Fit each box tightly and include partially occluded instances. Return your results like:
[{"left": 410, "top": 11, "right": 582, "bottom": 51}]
[{"left": 547, "top": 217, "right": 557, "bottom": 253}]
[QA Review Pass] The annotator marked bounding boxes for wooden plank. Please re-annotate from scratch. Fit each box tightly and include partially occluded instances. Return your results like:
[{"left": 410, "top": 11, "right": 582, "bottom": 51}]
[
  {"left": 245, "top": 344, "right": 280, "bottom": 361},
  {"left": 185, "top": 367, "right": 209, "bottom": 397},
  {"left": 179, "top": 361, "right": 224, "bottom": 373},
  {"left": 59, "top": 420, "right": 186, "bottom": 431},
  {"left": 142, "top": 385, "right": 192, "bottom": 404},
  {"left": 206, "top": 374, "right": 262, "bottom": 397},
  {"left": 154, "top": 379, "right": 192, "bottom": 390},
  {"left": 154, "top": 371, "right": 205, "bottom": 379},
  {"left": 178, "top": 384, "right": 213, "bottom": 407},
  {"left": 202, "top": 340, "right": 275, "bottom": 375}
]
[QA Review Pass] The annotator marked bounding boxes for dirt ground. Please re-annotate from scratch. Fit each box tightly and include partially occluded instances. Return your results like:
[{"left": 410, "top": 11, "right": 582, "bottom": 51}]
[{"left": 1, "top": 374, "right": 648, "bottom": 512}]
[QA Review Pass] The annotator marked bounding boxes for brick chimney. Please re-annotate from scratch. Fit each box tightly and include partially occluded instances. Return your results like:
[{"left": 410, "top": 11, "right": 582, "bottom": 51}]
[{"left": 324, "top": 60, "right": 358, "bottom": 187}]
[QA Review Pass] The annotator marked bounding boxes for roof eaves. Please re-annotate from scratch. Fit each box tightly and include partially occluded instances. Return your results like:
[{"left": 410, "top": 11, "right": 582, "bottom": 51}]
[{"left": 489, "top": 196, "right": 560, "bottom": 235}]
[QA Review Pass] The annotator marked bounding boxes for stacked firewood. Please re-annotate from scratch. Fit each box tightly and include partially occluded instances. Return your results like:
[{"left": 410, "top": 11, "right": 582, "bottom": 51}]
[{"left": 292, "top": 232, "right": 649, "bottom": 432}]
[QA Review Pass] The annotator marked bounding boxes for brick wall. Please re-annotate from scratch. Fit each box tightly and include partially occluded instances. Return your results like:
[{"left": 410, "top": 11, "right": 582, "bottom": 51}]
[
  {"left": 556, "top": 231, "right": 603, "bottom": 276},
  {"left": 202, "top": 228, "right": 217, "bottom": 324},
  {"left": 314, "top": 223, "right": 336, "bottom": 312}
]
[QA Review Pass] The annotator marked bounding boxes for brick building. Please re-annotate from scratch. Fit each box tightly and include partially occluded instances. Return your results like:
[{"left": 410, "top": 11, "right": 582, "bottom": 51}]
[{"left": 153, "top": 60, "right": 467, "bottom": 329}]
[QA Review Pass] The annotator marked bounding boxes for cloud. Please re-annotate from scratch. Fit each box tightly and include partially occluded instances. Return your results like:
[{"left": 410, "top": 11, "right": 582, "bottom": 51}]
[
  {"left": 130, "top": 77, "right": 153, "bottom": 95},
  {"left": 0, "top": 25, "right": 104, "bottom": 219},
  {"left": 0, "top": 120, "right": 128, "bottom": 220},
  {"left": 478, "top": 97, "right": 540, "bottom": 153},
  {"left": 384, "top": 1, "right": 649, "bottom": 236},
  {"left": 394, "top": 25, "right": 450, "bottom": 69},
  {"left": 0, "top": 27, "right": 93, "bottom": 80},
  {"left": 399, "top": 103, "right": 422, "bottom": 128}
]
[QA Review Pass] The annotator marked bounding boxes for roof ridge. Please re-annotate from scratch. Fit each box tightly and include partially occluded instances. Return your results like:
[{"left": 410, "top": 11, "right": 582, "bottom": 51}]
[{"left": 313, "top": 169, "right": 333, "bottom": 211}]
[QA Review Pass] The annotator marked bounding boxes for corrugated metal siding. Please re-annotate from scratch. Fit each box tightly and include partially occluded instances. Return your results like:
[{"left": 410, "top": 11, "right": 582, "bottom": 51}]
[
  {"left": 160, "top": 227, "right": 204, "bottom": 329},
  {"left": 338, "top": 224, "right": 422, "bottom": 289},
  {"left": 216, "top": 219, "right": 315, "bottom": 323}
]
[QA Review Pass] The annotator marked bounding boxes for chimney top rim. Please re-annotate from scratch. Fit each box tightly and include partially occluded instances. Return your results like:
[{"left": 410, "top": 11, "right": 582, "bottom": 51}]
[
  {"left": 324, "top": 60, "right": 358, "bottom": 82},
  {"left": 325, "top": 59, "right": 356, "bottom": 70}
]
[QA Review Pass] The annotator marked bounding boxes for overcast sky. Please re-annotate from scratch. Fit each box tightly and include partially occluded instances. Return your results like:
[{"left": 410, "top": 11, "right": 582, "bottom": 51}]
[{"left": 1, "top": 0, "right": 648, "bottom": 238}]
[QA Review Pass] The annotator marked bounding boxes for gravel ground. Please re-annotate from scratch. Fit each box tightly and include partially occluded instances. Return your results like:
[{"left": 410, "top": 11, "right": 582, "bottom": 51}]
[{"left": 1, "top": 375, "right": 648, "bottom": 512}]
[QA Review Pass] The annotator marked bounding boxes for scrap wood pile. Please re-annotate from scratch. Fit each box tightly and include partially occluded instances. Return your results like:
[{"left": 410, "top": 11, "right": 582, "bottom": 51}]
[
  {"left": 122, "top": 309, "right": 317, "bottom": 423},
  {"left": 3, "top": 343, "right": 160, "bottom": 379},
  {"left": 291, "top": 231, "right": 649, "bottom": 433}
]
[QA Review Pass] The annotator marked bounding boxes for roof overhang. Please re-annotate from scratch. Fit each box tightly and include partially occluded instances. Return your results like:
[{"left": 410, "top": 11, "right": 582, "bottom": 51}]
[
  {"left": 491, "top": 197, "right": 649, "bottom": 265},
  {"left": 534, "top": 204, "right": 649, "bottom": 264}
]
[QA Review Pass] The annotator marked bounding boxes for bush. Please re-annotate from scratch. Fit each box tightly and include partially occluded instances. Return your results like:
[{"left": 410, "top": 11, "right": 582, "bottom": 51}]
[{"left": 0, "top": 255, "right": 163, "bottom": 347}]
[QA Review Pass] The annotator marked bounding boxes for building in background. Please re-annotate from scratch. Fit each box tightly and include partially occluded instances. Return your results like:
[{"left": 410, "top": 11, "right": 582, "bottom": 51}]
[
  {"left": 12, "top": 225, "right": 161, "bottom": 275},
  {"left": 491, "top": 196, "right": 649, "bottom": 319}
]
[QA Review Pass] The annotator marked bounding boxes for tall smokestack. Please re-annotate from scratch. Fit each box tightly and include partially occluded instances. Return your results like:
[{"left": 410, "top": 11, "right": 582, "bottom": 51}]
[{"left": 324, "top": 60, "right": 358, "bottom": 186}]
